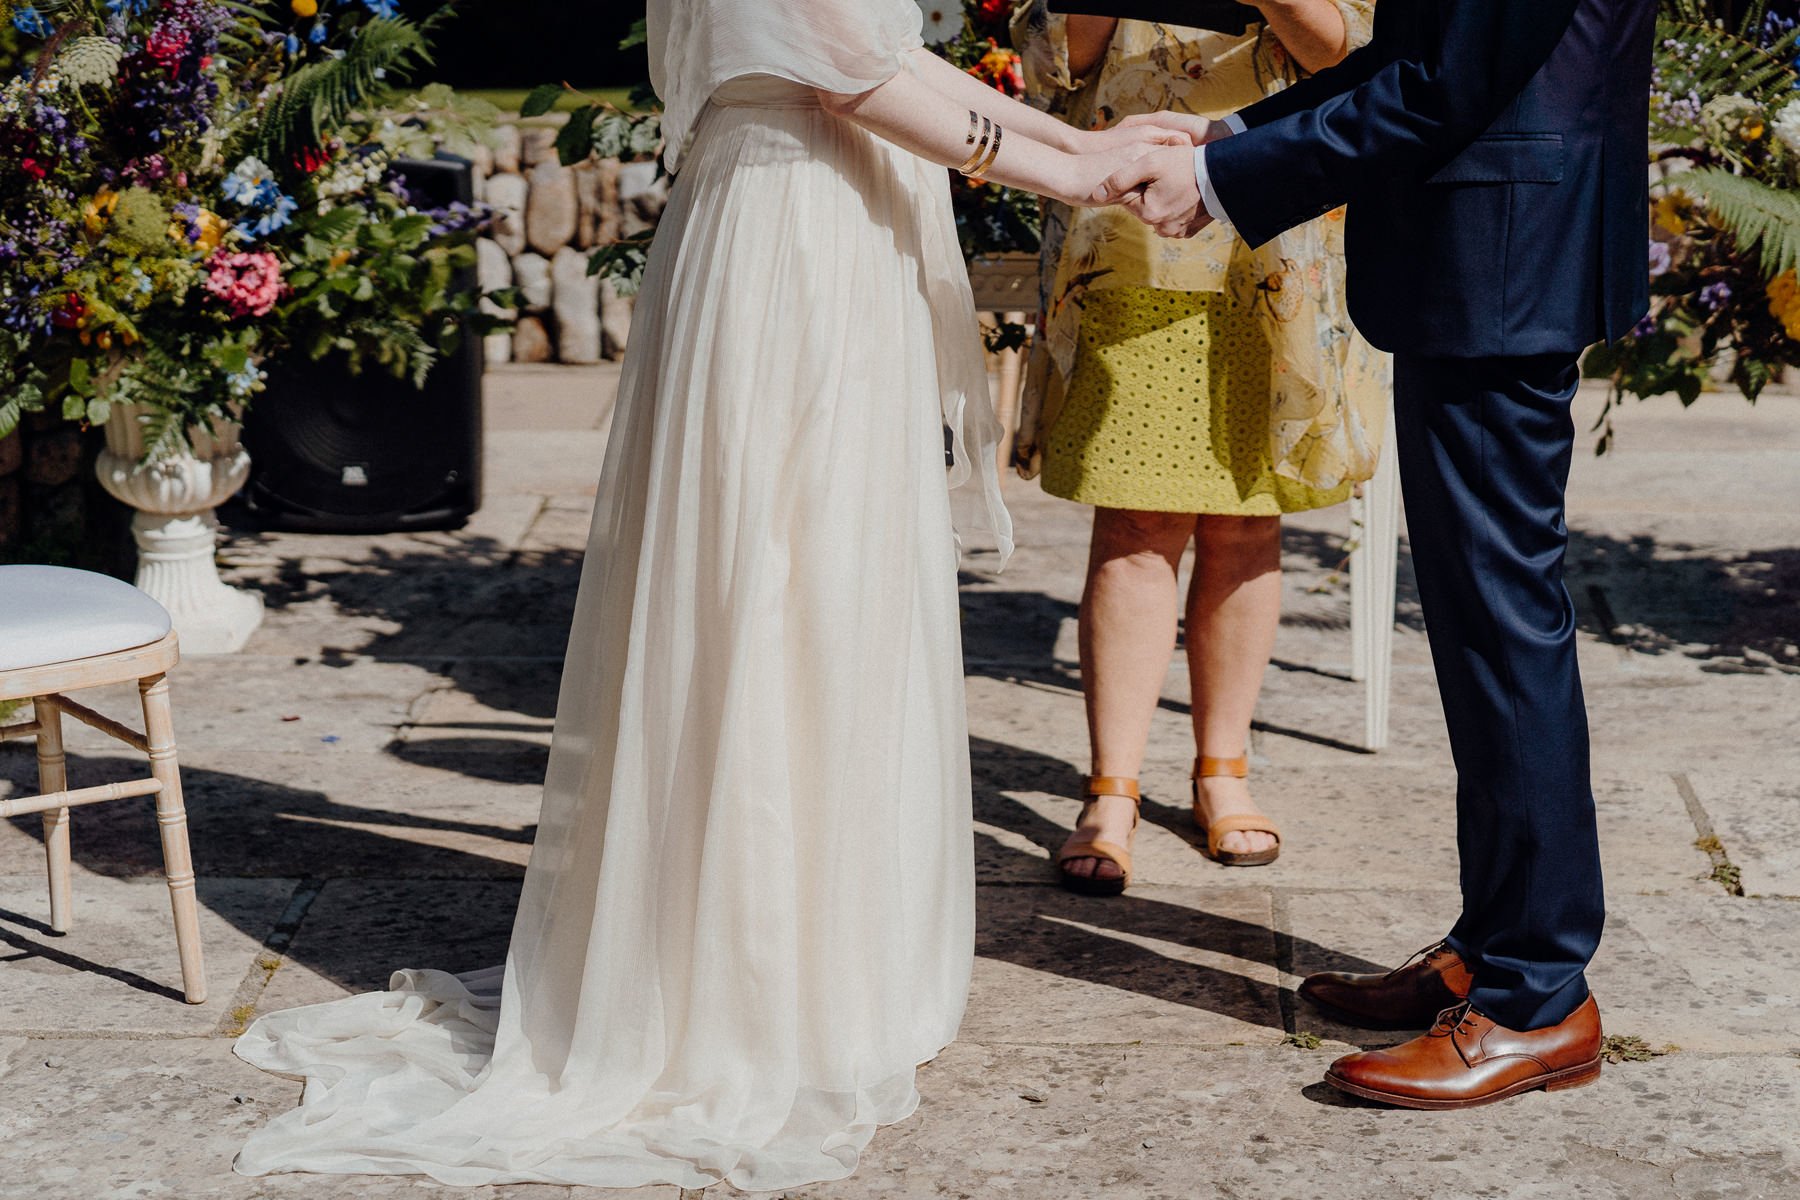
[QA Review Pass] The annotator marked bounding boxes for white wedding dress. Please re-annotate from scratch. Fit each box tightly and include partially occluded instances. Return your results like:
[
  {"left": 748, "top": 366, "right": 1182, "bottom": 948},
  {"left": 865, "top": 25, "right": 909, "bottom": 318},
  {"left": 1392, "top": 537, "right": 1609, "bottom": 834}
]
[{"left": 233, "top": 0, "right": 1010, "bottom": 1191}]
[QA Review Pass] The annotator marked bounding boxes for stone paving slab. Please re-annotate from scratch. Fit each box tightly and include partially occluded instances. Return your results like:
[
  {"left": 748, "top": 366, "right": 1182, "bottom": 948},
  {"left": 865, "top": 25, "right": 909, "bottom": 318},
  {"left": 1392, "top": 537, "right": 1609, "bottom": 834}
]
[
  {"left": 0, "top": 374, "right": 1792, "bottom": 1199},
  {"left": 730, "top": 1041, "right": 1800, "bottom": 1200},
  {"left": 0, "top": 1036, "right": 672, "bottom": 1200},
  {"left": 966, "top": 883, "right": 1284, "bottom": 1047},
  {"left": 1686, "top": 767, "right": 1800, "bottom": 899},
  {"left": 1, "top": 748, "right": 539, "bottom": 880},
  {"left": 0, "top": 875, "right": 295, "bottom": 1035},
  {"left": 252, "top": 878, "right": 521, "bottom": 1012}
]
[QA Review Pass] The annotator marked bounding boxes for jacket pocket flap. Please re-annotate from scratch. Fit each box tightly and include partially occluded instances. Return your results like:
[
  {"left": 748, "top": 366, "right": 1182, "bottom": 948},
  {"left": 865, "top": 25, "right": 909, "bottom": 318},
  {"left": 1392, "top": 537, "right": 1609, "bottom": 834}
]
[{"left": 1426, "top": 134, "right": 1564, "bottom": 185}]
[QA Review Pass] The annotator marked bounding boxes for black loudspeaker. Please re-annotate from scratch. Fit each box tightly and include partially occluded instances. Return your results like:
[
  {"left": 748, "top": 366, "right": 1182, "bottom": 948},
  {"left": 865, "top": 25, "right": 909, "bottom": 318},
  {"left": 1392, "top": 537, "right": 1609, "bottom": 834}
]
[{"left": 232, "top": 155, "right": 483, "bottom": 533}]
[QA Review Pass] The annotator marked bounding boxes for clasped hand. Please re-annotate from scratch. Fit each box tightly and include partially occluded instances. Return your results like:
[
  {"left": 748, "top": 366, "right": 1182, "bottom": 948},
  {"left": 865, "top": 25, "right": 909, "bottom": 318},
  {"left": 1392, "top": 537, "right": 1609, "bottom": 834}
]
[{"left": 1077, "top": 112, "right": 1235, "bottom": 239}]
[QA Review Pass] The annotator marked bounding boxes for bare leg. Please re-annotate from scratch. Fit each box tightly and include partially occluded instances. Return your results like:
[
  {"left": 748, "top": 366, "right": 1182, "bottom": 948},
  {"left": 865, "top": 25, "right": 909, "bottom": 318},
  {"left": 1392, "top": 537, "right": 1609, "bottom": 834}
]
[
  {"left": 1187, "top": 515, "right": 1282, "bottom": 856},
  {"left": 1061, "top": 506, "right": 1194, "bottom": 881}
]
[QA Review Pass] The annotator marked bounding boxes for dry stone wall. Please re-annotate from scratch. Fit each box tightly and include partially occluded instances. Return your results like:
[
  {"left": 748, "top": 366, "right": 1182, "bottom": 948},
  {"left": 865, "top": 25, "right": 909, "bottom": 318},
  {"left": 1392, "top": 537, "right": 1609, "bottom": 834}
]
[{"left": 470, "top": 119, "right": 667, "bottom": 367}]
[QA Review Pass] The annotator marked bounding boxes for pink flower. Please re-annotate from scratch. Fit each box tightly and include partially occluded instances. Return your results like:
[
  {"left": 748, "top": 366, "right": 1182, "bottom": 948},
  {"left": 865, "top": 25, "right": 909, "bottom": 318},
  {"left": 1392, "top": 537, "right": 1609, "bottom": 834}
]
[{"left": 204, "top": 250, "right": 284, "bottom": 318}]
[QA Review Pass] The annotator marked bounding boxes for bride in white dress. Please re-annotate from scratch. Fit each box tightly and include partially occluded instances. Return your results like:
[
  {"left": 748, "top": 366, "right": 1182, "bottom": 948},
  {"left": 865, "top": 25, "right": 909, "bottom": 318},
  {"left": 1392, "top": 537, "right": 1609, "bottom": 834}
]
[{"left": 233, "top": 0, "right": 1176, "bottom": 1189}]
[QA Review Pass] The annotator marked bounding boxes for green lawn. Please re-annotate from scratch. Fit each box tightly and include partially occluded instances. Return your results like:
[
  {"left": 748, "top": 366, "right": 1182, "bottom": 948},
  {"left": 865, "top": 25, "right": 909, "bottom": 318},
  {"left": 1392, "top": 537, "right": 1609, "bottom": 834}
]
[{"left": 464, "top": 87, "right": 640, "bottom": 115}]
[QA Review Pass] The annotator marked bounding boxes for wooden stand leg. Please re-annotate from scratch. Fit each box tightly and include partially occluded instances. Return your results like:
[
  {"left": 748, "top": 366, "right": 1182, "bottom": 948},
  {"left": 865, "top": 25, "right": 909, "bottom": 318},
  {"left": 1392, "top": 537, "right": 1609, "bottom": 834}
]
[
  {"left": 33, "top": 698, "right": 72, "bottom": 935},
  {"left": 1349, "top": 416, "right": 1401, "bottom": 751},
  {"left": 139, "top": 674, "right": 206, "bottom": 1004}
]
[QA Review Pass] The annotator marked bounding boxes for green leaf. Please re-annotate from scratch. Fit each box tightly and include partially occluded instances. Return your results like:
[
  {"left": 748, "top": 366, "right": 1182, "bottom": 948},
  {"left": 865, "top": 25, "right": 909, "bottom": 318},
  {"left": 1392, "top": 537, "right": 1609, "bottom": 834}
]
[
  {"left": 1677, "top": 168, "right": 1800, "bottom": 278},
  {"left": 520, "top": 83, "right": 566, "bottom": 119},
  {"left": 555, "top": 110, "right": 596, "bottom": 165}
]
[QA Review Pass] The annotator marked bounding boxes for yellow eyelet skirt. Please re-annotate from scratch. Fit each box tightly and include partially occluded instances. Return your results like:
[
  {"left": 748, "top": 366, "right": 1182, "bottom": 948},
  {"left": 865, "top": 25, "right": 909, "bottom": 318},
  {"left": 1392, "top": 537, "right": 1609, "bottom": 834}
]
[{"left": 1041, "top": 286, "right": 1350, "bottom": 516}]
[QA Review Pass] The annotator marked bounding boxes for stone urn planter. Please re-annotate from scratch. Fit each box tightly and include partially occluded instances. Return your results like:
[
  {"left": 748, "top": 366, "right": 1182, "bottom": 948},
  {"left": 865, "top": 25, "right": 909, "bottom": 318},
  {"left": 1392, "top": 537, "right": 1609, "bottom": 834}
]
[
  {"left": 965, "top": 250, "right": 1040, "bottom": 314},
  {"left": 95, "top": 404, "right": 263, "bottom": 654}
]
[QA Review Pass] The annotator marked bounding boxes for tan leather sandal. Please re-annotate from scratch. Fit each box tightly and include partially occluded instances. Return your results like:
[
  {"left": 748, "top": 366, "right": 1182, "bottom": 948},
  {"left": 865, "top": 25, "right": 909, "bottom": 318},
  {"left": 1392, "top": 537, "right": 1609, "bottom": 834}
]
[
  {"left": 1192, "top": 755, "right": 1281, "bottom": 867},
  {"left": 1056, "top": 775, "right": 1141, "bottom": 897}
]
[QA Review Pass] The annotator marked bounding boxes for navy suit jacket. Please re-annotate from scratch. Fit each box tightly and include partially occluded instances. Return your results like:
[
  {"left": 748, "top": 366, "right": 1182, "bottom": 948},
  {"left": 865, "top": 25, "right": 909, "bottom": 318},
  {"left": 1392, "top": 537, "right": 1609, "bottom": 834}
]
[{"left": 1205, "top": 0, "right": 1656, "bottom": 358}]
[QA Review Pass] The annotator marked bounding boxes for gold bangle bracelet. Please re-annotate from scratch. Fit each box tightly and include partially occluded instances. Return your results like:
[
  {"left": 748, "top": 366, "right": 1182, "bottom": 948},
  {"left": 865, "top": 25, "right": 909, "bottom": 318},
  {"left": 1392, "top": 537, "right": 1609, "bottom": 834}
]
[
  {"left": 970, "top": 121, "right": 1003, "bottom": 177},
  {"left": 962, "top": 108, "right": 980, "bottom": 149},
  {"left": 958, "top": 116, "right": 992, "bottom": 175}
]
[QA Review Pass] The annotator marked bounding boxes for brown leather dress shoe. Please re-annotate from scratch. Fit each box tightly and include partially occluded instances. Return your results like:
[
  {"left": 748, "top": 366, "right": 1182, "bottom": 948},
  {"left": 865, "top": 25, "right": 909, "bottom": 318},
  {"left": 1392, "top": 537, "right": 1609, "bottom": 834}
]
[
  {"left": 1298, "top": 941, "right": 1474, "bottom": 1029},
  {"left": 1325, "top": 995, "right": 1603, "bottom": 1110}
]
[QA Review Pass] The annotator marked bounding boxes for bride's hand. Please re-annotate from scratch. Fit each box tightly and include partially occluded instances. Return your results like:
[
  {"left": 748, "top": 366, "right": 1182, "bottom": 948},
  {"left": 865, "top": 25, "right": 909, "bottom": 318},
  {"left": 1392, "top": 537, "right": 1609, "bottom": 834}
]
[
  {"left": 1067, "top": 121, "right": 1190, "bottom": 158},
  {"left": 1052, "top": 139, "right": 1176, "bottom": 209},
  {"left": 1115, "top": 111, "right": 1234, "bottom": 146}
]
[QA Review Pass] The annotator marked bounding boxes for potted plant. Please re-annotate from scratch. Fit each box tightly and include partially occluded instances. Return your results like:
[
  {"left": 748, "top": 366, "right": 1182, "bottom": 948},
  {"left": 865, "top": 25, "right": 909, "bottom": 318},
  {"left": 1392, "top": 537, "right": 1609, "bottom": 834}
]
[
  {"left": 0, "top": 0, "right": 507, "bottom": 650},
  {"left": 1583, "top": 0, "right": 1800, "bottom": 450}
]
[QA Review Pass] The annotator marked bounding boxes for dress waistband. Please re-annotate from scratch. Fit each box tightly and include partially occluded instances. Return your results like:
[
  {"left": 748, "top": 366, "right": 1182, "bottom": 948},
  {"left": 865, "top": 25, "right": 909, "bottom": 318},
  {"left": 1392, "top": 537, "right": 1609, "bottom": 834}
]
[{"left": 710, "top": 76, "right": 822, "bottom": 111}]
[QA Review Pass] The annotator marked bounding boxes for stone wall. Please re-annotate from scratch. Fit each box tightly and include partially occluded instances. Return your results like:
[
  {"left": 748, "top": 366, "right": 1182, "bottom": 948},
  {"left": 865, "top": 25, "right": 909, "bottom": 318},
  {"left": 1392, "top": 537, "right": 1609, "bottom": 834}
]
[{"left": 469, "top": 121, "right": 667, "bottom": 367}]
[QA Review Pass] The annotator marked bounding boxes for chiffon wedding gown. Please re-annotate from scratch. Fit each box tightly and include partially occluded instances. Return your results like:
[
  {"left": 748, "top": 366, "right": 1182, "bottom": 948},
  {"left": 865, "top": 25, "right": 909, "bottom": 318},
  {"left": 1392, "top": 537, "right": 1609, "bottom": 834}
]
[{"left": 232, "top": 0, "right": 1010, "bottom": 1190}]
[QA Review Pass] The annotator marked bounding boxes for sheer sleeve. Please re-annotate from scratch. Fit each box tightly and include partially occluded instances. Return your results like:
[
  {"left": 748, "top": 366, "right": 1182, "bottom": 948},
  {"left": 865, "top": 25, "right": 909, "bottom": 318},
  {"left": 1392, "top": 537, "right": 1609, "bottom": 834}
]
[{"left": 649, "top": 0, "right": 925, "bottom": 170}]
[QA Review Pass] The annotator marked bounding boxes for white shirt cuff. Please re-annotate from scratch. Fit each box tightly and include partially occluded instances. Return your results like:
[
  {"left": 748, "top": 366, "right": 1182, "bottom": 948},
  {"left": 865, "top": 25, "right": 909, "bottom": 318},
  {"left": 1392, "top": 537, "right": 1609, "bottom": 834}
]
[
  {"left": 1223, "top": 112, "right": 1247, "bottom": 135},
  {"left": 1194, "top": 143, "right": 1234, "bottom": 232}
]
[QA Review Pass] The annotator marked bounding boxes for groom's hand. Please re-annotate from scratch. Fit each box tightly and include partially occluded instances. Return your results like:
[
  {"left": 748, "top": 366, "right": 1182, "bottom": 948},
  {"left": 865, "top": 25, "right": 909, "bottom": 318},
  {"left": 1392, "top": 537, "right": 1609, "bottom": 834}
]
[{"left": 1093, "top": 145, "right": 1213, "bottom": 239}]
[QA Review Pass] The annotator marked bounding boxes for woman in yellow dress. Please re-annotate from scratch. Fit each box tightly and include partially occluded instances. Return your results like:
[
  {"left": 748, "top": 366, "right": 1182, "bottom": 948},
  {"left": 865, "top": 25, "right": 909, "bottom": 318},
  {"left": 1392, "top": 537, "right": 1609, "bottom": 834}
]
[{"left": 1011, "top": 2, "right": 1389, "bottom": 893}]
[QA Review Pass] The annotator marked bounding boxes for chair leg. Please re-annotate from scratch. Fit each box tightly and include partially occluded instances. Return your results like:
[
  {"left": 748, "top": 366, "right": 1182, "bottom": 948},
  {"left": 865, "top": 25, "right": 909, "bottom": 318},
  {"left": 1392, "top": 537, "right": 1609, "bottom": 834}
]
[
  {"left": 139, "top": 674, "right": 206, "bottom": 1005},
  {"left": 33, "top": 698, "right": 72, "bottom": 935}
]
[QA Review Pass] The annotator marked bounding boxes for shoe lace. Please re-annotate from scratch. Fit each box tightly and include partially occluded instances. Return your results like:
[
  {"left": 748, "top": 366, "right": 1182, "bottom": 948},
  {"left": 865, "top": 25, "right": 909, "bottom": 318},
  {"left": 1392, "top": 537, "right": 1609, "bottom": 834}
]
[
  {"left": 1430, "top": 1001, "right": 1479, "bottom": 1038},
  {"left": 1383, "top": 940, "right": 1452, "bottom": 981}
]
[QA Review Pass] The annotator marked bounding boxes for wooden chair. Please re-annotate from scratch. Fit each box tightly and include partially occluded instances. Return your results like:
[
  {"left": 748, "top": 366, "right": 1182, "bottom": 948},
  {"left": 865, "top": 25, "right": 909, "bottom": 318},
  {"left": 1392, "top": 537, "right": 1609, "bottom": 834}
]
[{"left": 0, "top": 566, "right": 206, "bottom": 1004}]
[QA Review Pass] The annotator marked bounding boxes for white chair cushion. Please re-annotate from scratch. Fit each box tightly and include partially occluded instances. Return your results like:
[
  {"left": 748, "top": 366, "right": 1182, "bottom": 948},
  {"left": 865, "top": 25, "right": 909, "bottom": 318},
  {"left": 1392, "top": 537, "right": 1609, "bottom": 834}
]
[{"left": 0, "top": 566, "right": 173, "bottom": 672}]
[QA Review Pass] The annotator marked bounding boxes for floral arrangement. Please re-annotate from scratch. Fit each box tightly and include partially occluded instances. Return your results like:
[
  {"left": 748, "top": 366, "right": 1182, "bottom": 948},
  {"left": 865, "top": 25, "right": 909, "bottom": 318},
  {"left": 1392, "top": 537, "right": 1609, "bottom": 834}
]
[
  {"left": 1583, "top": 0, "right": 1800, "bottom": 450},
  {"left": 0, "top": 0, "right": 507, "bottom": 456},
  {"left": 917, "top": 0, "right": 1042, "bottom": 259}
]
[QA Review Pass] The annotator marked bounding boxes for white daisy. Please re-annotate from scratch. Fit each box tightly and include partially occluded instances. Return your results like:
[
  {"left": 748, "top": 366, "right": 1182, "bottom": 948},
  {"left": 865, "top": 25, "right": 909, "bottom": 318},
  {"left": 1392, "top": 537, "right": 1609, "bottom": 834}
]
[{"left": 917, "top": 1, "right": 964, "bottom": 45}]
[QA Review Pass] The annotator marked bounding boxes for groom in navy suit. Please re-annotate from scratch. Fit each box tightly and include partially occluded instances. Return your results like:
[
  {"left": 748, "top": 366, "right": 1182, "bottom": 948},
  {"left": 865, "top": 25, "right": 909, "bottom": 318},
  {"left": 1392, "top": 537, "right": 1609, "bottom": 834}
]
[{"left": 1100, "top": 0, "right": 1656, "bottom": 1107}]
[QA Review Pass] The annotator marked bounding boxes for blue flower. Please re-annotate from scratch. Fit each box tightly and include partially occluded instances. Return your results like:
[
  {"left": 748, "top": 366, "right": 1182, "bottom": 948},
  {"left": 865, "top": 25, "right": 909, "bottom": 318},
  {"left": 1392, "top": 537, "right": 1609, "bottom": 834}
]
[
  {"left": 358, "top": 0, "right": 402, "bottom": 16},
  {"left": 235, "top": 192, "right": 299, "bottom": 239},
  {"left": 11, "top": 6, "right": 55, "bottom": 37},
  {"left": 223, "top": 157, "right": 278, "bottom": 206},
  {"left": 105, "top": 0, "right": 156, "bottom": 13},
  {"left": 308, "top": 19, "right": 329, "bottom": 45}
]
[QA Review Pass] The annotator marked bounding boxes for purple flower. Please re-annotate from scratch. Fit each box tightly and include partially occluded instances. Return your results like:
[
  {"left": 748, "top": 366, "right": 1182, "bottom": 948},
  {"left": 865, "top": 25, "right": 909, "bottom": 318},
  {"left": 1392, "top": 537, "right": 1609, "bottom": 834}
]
[
  {"left": 1699, "top": 281, "right": 1732, "bottom": 312},
  {"left": 1630, "top": 312, "right": 1659, "bottom": 339},
  {"left": 1648, "top": 241, "right": 1672, "bottom": 277}
]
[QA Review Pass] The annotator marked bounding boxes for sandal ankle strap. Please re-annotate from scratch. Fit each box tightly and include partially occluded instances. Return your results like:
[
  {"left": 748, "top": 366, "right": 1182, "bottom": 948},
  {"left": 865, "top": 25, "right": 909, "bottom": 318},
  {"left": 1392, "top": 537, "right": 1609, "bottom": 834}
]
[
  {"left": 1195, "top": 755, "right": 1249, "bottom": 780},
  {"left": 1085, "top": 775, "right": 1141, "bottom": 801}
]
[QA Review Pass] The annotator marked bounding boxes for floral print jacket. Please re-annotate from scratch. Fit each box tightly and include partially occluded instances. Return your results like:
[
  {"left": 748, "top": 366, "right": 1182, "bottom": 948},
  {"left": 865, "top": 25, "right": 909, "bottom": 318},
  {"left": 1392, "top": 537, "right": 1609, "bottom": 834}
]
[{"left": 1010, "top": 1, "right": 1390, "bottom": 490}]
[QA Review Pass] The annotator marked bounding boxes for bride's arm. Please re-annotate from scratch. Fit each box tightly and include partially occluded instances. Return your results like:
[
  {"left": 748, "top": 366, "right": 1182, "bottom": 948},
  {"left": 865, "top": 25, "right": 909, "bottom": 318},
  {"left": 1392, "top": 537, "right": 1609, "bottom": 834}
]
[{"left": 819, "top": 48, "right": 1180, "bottom": 206}]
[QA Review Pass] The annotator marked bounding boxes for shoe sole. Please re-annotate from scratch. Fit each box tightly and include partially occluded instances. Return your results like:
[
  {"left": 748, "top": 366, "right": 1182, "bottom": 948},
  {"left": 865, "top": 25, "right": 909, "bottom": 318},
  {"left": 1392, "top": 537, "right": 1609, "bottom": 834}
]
[
  {"left": 1324, "top": 1056, "right": 1603, "bottom": 1110},
  {"left": 1058, "top": 872, "right": 1128, "bottom": 898}
]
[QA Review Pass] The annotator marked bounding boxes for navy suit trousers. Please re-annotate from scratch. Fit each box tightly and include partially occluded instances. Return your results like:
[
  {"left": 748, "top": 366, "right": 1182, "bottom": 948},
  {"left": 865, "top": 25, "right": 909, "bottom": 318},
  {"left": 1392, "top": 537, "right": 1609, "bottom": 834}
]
[{"left": 1392, "top": 353, "right": 1606, "bottom": 1031}]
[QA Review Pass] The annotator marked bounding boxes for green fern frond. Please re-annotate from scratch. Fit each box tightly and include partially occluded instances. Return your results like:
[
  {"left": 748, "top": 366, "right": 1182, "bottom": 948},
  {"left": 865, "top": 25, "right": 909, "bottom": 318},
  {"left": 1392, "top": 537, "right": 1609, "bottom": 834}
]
[
  {"left": 1657, "top": 16, "right": 1800, "bottom": 107},
  {"left": 1677, "top": 167, "right": 1800, "bottom": 277},
  {"left": 254, "top": 18, "right": 436, "bottom": 159}
]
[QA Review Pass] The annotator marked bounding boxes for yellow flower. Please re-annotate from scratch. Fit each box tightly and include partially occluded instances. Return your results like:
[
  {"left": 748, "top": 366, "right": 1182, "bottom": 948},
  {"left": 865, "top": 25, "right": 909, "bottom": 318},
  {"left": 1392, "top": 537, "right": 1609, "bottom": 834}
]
[
  {"left": 188, "top": 208, "right": 228, "bottom": 255},
  {"left": 83, "top": 189, "right": 119, "bottom": 237},
  {"left": 291, "top": 0, "right": 318, "bottom": 16},
  {"left": 1652, "top": 195, "right": 1688, "bottom": 237},
  {"left": 328, "top": 248, "right": 354, "bottom": 269},
  {"left": 1766, "top": 269, "right": 1797, "bottom": 316},
  {"left": 1745, "top": 119, "right": 1766, "bottom": 141}
]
